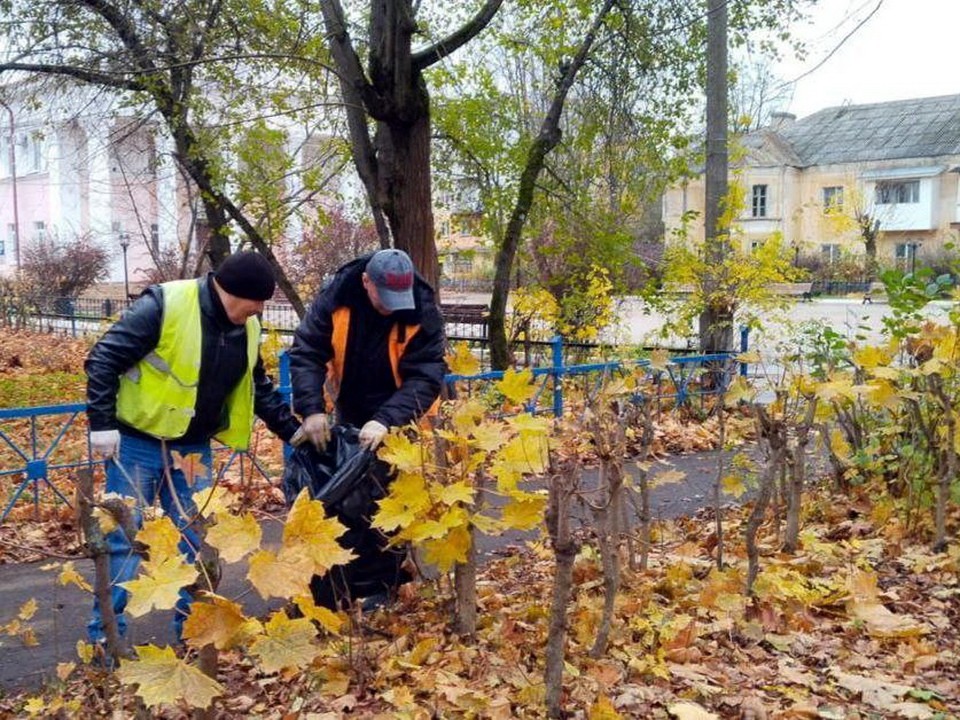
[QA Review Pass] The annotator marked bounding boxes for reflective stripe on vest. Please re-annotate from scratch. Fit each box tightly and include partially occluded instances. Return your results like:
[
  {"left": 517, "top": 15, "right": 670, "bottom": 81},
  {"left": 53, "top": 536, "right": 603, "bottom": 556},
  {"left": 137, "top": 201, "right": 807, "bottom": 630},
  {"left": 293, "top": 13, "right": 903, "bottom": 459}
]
[
  {"left": 115, "top": 279, "right": 260, "bottom": 450},
  {"left": 325, "top": 306, "right": 438, "bottom": 419}
]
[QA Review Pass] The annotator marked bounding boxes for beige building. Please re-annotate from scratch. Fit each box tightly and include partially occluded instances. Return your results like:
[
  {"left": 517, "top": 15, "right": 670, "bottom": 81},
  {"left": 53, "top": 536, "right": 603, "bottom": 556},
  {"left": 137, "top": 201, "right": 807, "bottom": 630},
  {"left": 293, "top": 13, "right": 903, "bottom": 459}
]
[{"left": 663, "top": 94, "right": 960, "bottom": 266}]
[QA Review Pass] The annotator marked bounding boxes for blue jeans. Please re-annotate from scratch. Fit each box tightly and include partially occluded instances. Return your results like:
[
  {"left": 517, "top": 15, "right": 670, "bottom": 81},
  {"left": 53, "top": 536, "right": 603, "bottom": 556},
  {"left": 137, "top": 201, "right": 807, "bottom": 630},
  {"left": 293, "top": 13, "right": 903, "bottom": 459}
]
[{"left": 87, "top": 433, "right": 212, "bottom": 644}]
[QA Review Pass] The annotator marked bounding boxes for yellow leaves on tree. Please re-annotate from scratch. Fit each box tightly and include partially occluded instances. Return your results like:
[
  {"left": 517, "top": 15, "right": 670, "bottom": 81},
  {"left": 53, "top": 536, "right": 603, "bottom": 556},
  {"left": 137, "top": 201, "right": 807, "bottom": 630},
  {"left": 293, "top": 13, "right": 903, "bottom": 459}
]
[
  {"left": 136, "top": 516, "right": 183, "bottom": 561},
  {"left": 205, "top": 511, "right": 261, "bottom": 563},
  {"left": 283, "top": 490, "right": 355, "bottom": 575},
  {"left": 446, "top": 341, "right": 480, "bottom": 376},
  {"left": 247, "top": 548, "right": 314, "bottom": 600},
  {"left": 121, "top": 555, "right": 198, "bottom": 617},
  {"left": 118, "top": 644, "right": 223, "bottom": 710},
  {"left": 373, "top": 391, "right": 551, "bottom": 574},
  {"left": 182, "top": 594, "right": 261, "bottom": 651},
  {"left": 248, "top": 609, "right": 321, "bottom": 674}
]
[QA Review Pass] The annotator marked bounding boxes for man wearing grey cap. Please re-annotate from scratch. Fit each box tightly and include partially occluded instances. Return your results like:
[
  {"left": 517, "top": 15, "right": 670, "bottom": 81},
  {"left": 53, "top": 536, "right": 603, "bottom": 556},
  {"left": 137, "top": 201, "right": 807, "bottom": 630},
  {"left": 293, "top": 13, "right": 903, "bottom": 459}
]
[
  {"left": 289, "top": 248, "right": 446, "bottom": 610},
  {"left": 84, "top": 250, "right": 301, "bottom": 656}
]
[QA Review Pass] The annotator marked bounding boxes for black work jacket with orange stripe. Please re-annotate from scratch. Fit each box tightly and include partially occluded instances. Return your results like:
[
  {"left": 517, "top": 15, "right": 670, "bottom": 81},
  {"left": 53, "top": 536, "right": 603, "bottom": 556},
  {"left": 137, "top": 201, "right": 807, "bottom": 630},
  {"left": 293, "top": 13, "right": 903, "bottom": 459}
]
[{"left": 288, "top": 254, "right": 447, "bottom": 429}]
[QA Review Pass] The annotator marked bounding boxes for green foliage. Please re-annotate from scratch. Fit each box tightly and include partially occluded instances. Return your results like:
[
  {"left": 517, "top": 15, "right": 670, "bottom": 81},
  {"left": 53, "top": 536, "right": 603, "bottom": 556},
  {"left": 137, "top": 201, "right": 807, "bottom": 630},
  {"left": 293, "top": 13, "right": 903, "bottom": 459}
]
[{"left": 880, "top": 267, "right": 954, "bottom": 339}]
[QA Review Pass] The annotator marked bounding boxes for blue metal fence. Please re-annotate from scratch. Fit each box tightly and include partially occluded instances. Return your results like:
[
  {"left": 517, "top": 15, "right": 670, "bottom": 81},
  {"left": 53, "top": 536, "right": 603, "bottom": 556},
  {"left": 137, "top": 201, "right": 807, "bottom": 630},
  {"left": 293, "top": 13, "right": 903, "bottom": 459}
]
[{"left": 0, "top": 340, "right": 739, "bottom": 522}]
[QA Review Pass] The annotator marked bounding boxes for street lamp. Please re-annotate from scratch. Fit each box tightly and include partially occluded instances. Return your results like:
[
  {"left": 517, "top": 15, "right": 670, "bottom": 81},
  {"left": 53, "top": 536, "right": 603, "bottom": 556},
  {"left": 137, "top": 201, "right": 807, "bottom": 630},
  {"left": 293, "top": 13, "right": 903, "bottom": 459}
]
[
  {"left": 0, "top": 97, "right": 21, "bottom": 274},
  {"left": 119, "top": 231, "right": 130, "bottom": 300}
]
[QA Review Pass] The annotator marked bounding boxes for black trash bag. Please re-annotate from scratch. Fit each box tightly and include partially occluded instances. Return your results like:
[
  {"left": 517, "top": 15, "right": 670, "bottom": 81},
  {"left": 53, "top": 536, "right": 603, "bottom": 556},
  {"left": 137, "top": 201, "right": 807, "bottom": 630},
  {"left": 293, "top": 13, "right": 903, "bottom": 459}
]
[{"left": 281, "top": 424, "right": 380, "bottom": 523}]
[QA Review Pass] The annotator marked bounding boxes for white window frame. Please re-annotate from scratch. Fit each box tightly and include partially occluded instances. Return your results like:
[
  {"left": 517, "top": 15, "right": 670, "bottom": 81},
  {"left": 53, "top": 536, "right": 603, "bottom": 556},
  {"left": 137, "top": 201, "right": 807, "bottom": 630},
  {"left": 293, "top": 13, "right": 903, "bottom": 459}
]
[
  {"left": 751, "top": 184, "right": 768, "bottom": 218},
  {"left": 876, "top": 180, "right": 920, "bottom": 205}
]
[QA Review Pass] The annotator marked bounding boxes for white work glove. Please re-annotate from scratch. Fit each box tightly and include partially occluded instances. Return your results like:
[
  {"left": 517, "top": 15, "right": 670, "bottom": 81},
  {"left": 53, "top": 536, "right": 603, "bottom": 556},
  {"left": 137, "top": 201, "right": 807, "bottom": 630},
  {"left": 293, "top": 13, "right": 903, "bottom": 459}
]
[
  {"left": 90, "top": 429, "right": 121, "bottom": 459},
  {"left": 302, "top": 413, "right": 331, "bottom": 449},
  {"left": 358, "top": 420, "right": 388, "bottom": 451}
]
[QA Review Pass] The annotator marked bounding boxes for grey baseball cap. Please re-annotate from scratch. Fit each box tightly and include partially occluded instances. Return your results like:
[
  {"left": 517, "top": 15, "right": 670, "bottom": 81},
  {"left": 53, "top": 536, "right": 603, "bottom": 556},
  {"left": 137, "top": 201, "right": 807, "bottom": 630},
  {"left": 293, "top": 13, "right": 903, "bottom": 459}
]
[{"left": 365, "top": 249, "right": 416, "bottom": 312}]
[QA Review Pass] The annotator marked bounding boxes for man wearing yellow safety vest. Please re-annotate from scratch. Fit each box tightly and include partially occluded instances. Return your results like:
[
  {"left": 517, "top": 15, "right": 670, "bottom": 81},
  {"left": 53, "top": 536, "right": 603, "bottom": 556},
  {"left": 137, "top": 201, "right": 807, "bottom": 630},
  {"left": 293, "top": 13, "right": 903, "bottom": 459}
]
[
  {"left": 84, "top": 251, "right": 300, "bottom": 651},
  {"left": 289, "top": 248, "right": 446, "bottom": 611}
]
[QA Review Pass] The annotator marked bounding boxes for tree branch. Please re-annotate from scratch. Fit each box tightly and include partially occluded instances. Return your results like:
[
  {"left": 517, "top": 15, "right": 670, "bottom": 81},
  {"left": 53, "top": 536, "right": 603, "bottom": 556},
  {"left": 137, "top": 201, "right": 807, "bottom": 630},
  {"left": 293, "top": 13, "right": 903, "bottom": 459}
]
[
  {"left": 0, "top": 62, "right": 147, "bottom": 92},
  {"left": 412, "top": 0, "right": 504, "bottom": 70}
]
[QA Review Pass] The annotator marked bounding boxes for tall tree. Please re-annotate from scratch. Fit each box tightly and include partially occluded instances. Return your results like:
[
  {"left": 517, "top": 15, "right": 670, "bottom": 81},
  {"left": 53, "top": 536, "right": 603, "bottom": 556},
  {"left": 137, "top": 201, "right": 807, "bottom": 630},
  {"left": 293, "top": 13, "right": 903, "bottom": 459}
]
[
  {"left": 318, "top": 0, "right": 504, "bottom": 287},
  {"left": 699, "top": 0, "right": 732, "bottom": 352},
  {"left": 0, "top": 0, "right": 335, "bottom": 314}
]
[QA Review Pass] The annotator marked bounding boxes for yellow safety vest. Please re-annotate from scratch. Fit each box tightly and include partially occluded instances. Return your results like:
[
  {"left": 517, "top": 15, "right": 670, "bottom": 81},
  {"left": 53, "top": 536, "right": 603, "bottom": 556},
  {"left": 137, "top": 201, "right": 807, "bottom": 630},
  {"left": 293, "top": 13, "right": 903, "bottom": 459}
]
[{"left": 116, "top": 279, "right": 260, "bottom": 450}]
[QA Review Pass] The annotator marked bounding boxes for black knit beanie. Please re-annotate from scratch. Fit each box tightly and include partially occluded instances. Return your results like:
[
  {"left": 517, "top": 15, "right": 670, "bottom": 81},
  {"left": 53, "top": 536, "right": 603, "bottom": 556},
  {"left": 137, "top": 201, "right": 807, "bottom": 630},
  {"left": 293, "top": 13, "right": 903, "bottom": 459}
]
[{"left": 214, "top": 251, "right": 276, "bottom": 301}]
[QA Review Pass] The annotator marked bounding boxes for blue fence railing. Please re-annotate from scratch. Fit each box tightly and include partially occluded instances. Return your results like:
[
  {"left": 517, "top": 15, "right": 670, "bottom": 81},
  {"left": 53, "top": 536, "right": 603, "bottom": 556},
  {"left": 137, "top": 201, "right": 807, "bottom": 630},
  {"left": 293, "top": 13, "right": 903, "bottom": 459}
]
[{"left": 1, "top": 340, "right": 741, "bottom": 522}]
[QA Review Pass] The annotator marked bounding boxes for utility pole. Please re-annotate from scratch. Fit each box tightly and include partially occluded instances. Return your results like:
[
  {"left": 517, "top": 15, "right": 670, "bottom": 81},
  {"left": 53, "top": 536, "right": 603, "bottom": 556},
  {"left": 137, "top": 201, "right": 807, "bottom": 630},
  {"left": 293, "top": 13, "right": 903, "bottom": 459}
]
[{"left": 0, "top": 98, "right": 21, "bottom": 274}]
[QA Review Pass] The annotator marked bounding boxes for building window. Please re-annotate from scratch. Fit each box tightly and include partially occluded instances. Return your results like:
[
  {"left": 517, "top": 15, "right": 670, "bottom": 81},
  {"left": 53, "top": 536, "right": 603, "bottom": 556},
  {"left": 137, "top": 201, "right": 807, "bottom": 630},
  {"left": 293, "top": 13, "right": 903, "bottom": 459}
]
[
  {"left": 876, "top": 180, "right": 919, "bottom": 204},
  {"left": 895, "top": 242, "right": 921, "bottom": 268},
  {"left": 822, "top": 186, "right": 844, "bottom": 211},
  {"left": 750, "top": 240, "right": 763, "bottom": 252},
  {"left": 150, "top": 223, "right": 160, "bottom": 252},
  {"left": 751, "top": 184, "right": 768, "bottom": 218},
  {"left": 33, "top": 221, "right": 46, "bottom": 243},
  {"left": 821, "top": 244, "right": 841, "bottom": 263}
]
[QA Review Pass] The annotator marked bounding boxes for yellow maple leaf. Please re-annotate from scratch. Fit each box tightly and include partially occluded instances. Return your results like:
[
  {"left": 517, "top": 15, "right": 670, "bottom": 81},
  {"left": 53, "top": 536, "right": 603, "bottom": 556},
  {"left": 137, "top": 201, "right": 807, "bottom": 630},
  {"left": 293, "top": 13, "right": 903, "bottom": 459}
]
[
  {"left": 421, "top": 525, "right": 472, "bottom": 572},
  {"left": 283, "top": 493, "right": 354, "bottom": 574},
  {"left": 501, "top": 495, "right": 546, "bottom": 530},
  {"left": 650, "top": 468, "right": 687, "bottom": 488},
  {"left": 471, "top": 512, "right": 503, "bottom": 535},
  {"left": 648, "top": 348, "right": 670, "bottom": 371},
  {"left": 58, "top": 561, "right": 93, "bottom": 592},
  {"left": 205, "top": 512, "right": 262, "bottom": 563},
  {"left": 852, "top": 345, "right": 890, "bottom": 370},
  {"left": 136, "top": 517, "right": 183, "bottom": 563},
  {"left": 121, "top": 556, "right": 198, "bottom": 617},
  {"left": 816, "top": 377, "right": 856, "bottom": 403},
  {"left": 169, "top": 451, "right": 210, "bottom": 487},
  {"left": 76, "top": 640, "right": 94, "bottom": 665},
  {"left": 248, "top": 610, "right": 320, "bottom": 674},
  {"left": 371, "top": 472, "right": 431, "bottom": 533},
  {"left": 723, "top": 375, "right": 755, "bottom": 407},
  {"left": 182, "top": 594, "right": 255, "bottom": 650},
  {"left": 436, "top": 481, "right": 476, "bottom": 506},
  {"left": 17, "top": 599, "right": 37, "bottom": 622},
  {"left": 667, "top": 701, "right": 719, "bottom": 720},
  {"left": 446, "top": 341, "right": 480, "bottom": 376},
  {"left": 721, "top": 474, "right": 747, "bottom": 499},
  {"left": 378, "top": 432, "right": 424, "bottom": 473},
  {"left": 508, "top": 412, "right": 552, "bottom": 437},
  {"left": 468, "top": 422, "right": 508, "bottom": 452},
  {"left": 449, "top": 398, "right": 486, "bottom": 435},
  {"left": 293, "top": 594, "right": 344, "bottom": 635},
  {"left": 246, "top": 548, "right": 314, "bottom": 600},
  {"left": 192, "top": 485, "right": 239, "bottom": 519},
  {"left": 497, "top": 434, "right": 548, "bottom": 475},
  {"left": 117, "top": 644, "right": 223, "bottom": 710},
  {"left": 589, "top": 694, "right": 623, "bottom": 720},
  {"left": 92, "top": 506, "right": 118, "bottom": 535},
  {"left": 846, "top": 570, "right": 927, "bottom": 638},
  {"left": 22, "top": 697, "right": 45, "bottom": 716},
  {"left": 496, "top": 367, "right": 536, "bottom": 405}
]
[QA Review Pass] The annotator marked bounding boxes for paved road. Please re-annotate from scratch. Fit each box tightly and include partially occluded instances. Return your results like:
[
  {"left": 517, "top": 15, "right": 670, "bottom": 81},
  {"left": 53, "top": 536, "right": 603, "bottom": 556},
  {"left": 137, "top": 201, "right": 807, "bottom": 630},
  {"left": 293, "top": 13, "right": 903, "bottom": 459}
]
[{"left": 0, "top": 447, "right": 742, "bottom": 692}]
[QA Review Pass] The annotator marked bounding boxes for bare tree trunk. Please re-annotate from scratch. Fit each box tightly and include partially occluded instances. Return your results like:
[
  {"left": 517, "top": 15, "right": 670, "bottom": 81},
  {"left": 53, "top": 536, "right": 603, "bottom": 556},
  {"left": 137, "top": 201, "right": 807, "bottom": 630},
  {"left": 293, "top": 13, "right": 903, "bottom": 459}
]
[
  {"left": 453, "top": 463, "right": 483, "bottom": 636},
  {"left": 76, "top": 468, "right": 124, "bottom": 667},
  {"left": 544, "top": 458, "right": 580, "bottom": 719},
  {"left": 929, "top": 374, "right": 954, "bottom": 552},
  {"left": 713, "top": 402, "right": 726, "bottom": 569},
  {"left": 783, "top": 398, "right": 817, "bottom": 553},
  {"left": 590, "top": 463, "right": 622, "bottom": 658},
  {"left": 745, "top": 407, "right": 786, "bottom": 594},
  {"left": 698, "top": 0, "right": 733, "bottom": 353}
]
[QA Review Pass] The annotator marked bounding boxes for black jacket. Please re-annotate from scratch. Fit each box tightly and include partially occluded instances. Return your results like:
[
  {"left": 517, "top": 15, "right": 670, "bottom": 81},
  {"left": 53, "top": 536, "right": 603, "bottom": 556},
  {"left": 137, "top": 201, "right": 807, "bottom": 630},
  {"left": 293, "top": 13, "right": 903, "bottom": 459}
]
[
  {"left": 85, "top": 274, "right": 299, "bottom": 444},
  {"left": 288, "top": 254, "right": 446, "bottom": 428}
]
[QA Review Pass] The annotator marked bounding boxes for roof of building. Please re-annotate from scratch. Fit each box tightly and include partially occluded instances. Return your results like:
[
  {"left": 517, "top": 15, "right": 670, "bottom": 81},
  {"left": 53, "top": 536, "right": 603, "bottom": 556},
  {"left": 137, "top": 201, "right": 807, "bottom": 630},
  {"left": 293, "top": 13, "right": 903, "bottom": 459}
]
[{"left": 748, "top": 94, "right": 960, "bottom": 167}]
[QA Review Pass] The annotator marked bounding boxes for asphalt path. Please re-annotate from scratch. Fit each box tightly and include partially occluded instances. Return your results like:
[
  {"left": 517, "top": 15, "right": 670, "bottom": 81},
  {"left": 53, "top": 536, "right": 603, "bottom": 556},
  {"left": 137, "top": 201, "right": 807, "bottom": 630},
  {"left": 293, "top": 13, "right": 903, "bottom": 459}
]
[{"left": 0, "top": 447, "right": 745, "bottom": 693}]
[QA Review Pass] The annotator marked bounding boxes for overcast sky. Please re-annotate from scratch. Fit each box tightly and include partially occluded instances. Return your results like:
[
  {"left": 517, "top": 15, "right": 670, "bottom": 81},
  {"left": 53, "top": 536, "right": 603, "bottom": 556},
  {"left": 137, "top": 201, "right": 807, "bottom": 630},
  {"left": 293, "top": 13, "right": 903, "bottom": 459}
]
[{"left": 773, "top": 0, "right": 959, "bottom": 119}]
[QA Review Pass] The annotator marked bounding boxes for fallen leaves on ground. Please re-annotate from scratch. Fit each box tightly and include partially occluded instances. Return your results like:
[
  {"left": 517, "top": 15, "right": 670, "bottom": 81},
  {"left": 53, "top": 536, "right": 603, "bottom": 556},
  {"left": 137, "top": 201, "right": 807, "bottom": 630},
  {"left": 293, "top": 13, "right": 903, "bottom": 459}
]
[{"left": 1, "top": 480, "right": 956, "bottom": 719}]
